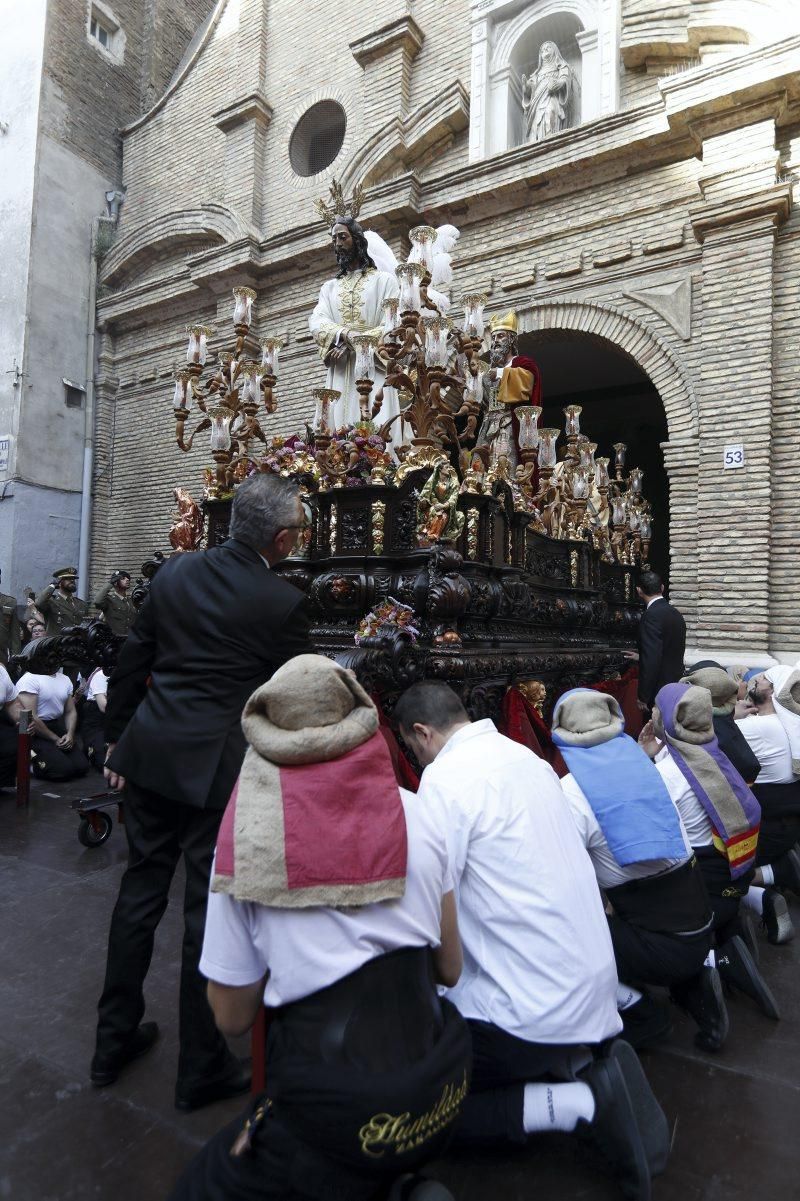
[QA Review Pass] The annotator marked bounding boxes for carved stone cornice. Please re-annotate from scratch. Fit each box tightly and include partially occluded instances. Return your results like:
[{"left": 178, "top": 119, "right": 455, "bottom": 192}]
[
  {"left": 349, "top": 16, "right": 424, "bottom": 69},
  {"left": 213, "top": 91, "right": 273, "bottom": 134},
  {"left": 689, "top": 182, "right": 792, "bottom": 243}
]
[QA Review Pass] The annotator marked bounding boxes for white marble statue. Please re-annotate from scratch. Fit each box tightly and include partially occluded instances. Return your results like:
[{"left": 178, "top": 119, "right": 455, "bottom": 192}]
[
  {"left": 522, "top": 41, "right": 577, "bottom": 142},
  {"left": 309, "top": 217, "right": 400, "bottom": 431}
]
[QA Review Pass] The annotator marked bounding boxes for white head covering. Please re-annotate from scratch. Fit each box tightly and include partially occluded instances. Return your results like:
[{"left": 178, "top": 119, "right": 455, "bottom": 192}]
[{"left": 765, "top": 665, "right": 800, "bottom": 777}]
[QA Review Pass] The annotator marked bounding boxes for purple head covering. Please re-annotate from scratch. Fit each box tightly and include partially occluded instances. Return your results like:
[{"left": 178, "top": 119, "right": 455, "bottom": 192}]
[{"left": 654, "top": 682, "right": 760, "bottom": 878}]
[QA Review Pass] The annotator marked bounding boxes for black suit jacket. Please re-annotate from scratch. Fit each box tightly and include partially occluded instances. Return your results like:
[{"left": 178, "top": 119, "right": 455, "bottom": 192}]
[
  {"left": 636, "top": 597, "right": 687, "bottom": 707},
  {"left": 105, "top": 540, "right": 310, "bottom": 809}
]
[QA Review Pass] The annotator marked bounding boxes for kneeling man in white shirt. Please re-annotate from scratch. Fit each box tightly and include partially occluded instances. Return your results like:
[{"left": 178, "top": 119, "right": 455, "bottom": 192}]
[{"left": 395, "top": 682, "right": 669, "bottom": 1201}]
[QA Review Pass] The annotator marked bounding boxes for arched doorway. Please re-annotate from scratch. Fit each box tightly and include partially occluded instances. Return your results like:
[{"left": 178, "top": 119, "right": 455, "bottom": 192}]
[{"left": 518, "top": 329, "right": 670, "bottom": 581}]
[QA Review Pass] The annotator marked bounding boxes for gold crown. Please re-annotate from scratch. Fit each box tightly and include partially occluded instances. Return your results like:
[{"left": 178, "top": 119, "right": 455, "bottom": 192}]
[
  {"left": 314, "top": 179, "right": 365, "bottom": 228},
  {"left": 489, "top": 310, "right": 518, "bottom": 335}
]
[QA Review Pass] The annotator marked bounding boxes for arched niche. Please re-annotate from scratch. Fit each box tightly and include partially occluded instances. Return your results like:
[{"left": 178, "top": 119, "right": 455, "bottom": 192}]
[{"left": 469, "top": 0, "right": 621, "bottom": 162}]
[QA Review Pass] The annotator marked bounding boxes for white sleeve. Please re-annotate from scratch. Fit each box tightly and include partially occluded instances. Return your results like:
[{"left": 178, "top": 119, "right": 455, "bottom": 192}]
[
  {"left": 418, "top": 776, "right": 471, "bottom": 891},
  {"left": 199, "top": 889, "right": 268, "bottom": 987},
  {"left": 0, "top": 665, "right": 15, "bottom": 704},
  {"left": 15, "top": 673, "right": 39, "bottom": 698},
  {"left": 560, "top": 775, "right": 596, "bottom": 850}
]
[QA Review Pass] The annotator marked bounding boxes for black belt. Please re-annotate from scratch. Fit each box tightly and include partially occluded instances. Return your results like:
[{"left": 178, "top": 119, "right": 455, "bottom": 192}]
[{"left": 606, "top": 857, "right": 712, "bottom": 935}]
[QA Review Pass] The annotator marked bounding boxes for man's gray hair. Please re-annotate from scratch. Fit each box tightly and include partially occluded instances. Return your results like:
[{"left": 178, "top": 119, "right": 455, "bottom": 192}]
[{"left": 229, "top": 474, "right": 300, "bottom": 549}]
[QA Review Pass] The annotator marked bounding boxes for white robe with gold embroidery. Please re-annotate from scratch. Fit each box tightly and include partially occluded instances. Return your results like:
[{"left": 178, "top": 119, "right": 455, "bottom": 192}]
[{"left": 309, "top": 267, "right": 400, "bottom": 431}]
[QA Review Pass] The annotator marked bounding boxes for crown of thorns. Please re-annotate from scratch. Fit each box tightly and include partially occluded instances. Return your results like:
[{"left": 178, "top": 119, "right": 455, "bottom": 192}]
[{"left": 314, "top": 179, "right": 365, "bottom": 227}]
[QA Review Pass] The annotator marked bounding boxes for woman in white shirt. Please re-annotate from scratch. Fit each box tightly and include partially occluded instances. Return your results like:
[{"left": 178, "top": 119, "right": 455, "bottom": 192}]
[{"left": 15, "top": 638, "right": 89, "bottom": 781}]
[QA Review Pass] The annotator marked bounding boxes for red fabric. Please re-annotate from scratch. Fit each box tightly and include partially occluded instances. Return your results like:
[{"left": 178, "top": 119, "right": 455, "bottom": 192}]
[
  {"left": 280, "top": 733, "right": 408, "bottom": 890},
  {"left": 509, "top": 355, "right": 542, "bottom": 406},
  {"left": 500, "top": 689, "right": 567, "bottom": 777},
  {"left": 589, "top": 668, "right": 643, "bottom": 737},
  {"left": 215, "top": 778, "right": 237, "bottom": 876},
  {"left": 372, "top": 694, "right": 420, "bottom": 791}
]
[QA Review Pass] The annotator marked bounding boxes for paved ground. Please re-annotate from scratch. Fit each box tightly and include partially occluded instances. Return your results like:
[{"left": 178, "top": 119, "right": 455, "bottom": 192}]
[{"left": 1, "top": 777, "right": 799, "bottom": 1201}]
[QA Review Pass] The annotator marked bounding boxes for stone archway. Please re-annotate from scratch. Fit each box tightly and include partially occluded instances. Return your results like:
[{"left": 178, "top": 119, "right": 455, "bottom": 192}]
[{"left": 516, "top": 299, "right": 700, "bottom": 632}]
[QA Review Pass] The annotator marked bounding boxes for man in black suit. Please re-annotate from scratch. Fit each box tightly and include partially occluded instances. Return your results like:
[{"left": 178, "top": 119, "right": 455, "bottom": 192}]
[
  {"left": 92, "top": 474, "right": 310, "bottom": 1109},
  {"left": 635, "top": 570, "right": 687, "bottom": 711}
]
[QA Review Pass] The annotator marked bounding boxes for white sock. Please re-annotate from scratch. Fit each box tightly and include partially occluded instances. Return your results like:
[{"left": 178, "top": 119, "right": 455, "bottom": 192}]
[
  {"left": 742, "top": 885, "right": 765, "bottom": 915},
  {"left": 761, "top": 865, "right": 775, "bottom": 886},
  {"left": 616, "top": 983, "right": 642, "bottom": 1011},
  {"left": 523, "top": 1081, "right": 596, "bottom": 1134},
  {"left": 703, "top": 948, "right": 716, "bottom": 968}
]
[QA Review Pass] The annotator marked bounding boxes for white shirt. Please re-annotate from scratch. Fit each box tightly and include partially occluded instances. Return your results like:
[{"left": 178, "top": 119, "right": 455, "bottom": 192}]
[
  {"left": 0, "top": 664, "right": 15, "bottom": 705},
  {"left": 646, "top": 596, "right": 665, "bottom": 610},
  {"left": 562, "top": 773, "right": 691, "bottom": 890},
  {"left": 15, "top": 671, "right": 72, "bottom": 721},
  {"left": 85, "top": 670, "right": 108, "bottom": 702},
  {"left": 736, "top": 713, "right": 796, "bottom": 784},
  {"left": 654, "top": 749, "right": 713, "bottom": 846},
  {"left": 200, "top": 788, "right": 452, "bottom": 1008},
  {"left": 418, "top": 720, "right": 621, "bottom": 1045}
]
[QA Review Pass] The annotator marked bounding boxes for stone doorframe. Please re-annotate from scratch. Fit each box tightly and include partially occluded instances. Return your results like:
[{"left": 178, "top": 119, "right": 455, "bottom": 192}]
[{"left": 516, "top": 297, "right": 701, "bottom": 636}]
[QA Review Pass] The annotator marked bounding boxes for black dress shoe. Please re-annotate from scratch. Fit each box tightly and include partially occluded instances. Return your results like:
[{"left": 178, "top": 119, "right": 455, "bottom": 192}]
[
  {"left": 607, "top": 1039, "right": 670, "bottom": 1178},
  {"left": 90, "top": 1021, "right": 160, "bottom": 1087},
  {"left": 578, "top": 1052, "right": 651, "bottom": 1200},
  {"left": 175, "top": 1062, "right": 251, "bottom": 1112},
  {"left": 762, "top": 887, "right": 794, "bottom": 945},
  {"left": 387, "top": 1177, "right": 455, "bottom": 1201},
  {"left": 716, "top": 935, "right": 780, "bottom": 1020},
  {"left": 619, "top": 995, "right": 673, "bottom": 1051},
  {"left": 771, "top": 848, "right": 800, "bottom": 895},
  {"left": 670, "top": 966, "right": 729, "bottom": 1052},
  {"left": 737, "top": 911, "right": 760, "bottom": 964}
]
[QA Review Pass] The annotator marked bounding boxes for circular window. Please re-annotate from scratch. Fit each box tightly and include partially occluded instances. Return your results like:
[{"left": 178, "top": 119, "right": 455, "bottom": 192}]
[{"left": 289, "top": 101, "right": 347, "bottom": 177}]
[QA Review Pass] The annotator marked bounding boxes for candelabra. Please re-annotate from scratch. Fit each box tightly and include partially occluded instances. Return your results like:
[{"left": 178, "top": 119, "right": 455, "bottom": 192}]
[{"left": 171, "top": 287, "right": 283, "bottom": 496}]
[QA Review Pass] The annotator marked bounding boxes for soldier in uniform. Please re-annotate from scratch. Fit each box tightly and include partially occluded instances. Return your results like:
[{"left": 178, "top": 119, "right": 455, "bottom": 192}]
[
  {"left": 93, "top": 570, "right": 136, "bottom": 637},
  {"left": 35, "top": 567, "right": 89, "bottom": 635},
  {"left": 0, "top": 570, "right": 21, "bottom": 664}
]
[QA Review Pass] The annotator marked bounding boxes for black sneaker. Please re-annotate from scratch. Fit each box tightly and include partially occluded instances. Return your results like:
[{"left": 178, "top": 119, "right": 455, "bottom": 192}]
[
  {"left": 762, "top": 888, "right": 794, "bottom": 945},
  {"left": 670, "top": 966, "right": 729, "bottom": 1053},
  {"left": 90, "top": 1021, "right": 160, "bottom": 1087},
  {"left": 607, "top": 1040, "right": 670, "bottom": 1178},
  {"left": 619, "top": 995, "right": 673, "bottom": 1051},
  {"left": 771, "top": 848, "right": 800, "bottom": 895},
  {"left": 175, "top": 1061, "right": 251, "bottom": 1112},
  {"left": 578, "top": 1052, "right": 651, "bottom": 1200},
  {"left": 716, "top": 935, "right": 780, "bottom": 1020}
]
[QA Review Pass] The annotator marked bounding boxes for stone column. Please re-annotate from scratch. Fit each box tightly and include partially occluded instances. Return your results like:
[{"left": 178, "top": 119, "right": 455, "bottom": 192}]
[
  {"left": 89, "top": 325, "right": 119, "bottom": 595},
  {"left": 689, "top": 118, "right": 790, "bottom": 654},
  {"left": 575, "top": 28, "right": 600, "bottom": 123},
  {"left": 469, "top": 19, "right": 490, "bottom": 163}
]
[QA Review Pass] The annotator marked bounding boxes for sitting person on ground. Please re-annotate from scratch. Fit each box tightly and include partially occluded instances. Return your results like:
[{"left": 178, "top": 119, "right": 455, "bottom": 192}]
[
  {"left": 682, "top": 663, "right": 761, "bottom": 784},
  {"left": 79, "top": 666, "right": 108, "bottom": 771},
  {"left": 734, "top": 666, "right": 800, "bottom": 944},
  {"left": 169, "top": 656, "right": 470, "bottom": 1201},
  {"left": 552, "top": 689, "right": 718, "bottom": 1053},
  {"left": 639, "top": 684, "right": 778, "bottom": 1026},
  {"left": 14, "top": 638, "right": 90, "bottom": 781},
  {"left": 0, "top": 661, "right": 21, "bottom": 790},
  {"left": 395, "top": 681, "right": 669, "bottom": 1201}
]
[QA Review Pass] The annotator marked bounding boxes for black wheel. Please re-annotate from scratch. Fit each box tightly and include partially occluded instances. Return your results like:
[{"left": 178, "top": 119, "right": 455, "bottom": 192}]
[{"left": 78, "top": 812, "right": 112, "bottom": 848}]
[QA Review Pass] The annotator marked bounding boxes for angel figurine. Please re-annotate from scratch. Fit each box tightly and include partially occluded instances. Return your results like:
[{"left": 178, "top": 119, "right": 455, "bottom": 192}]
[
  {"left": 417, "top": 462, "right": 465, "bottom": 545},
  {"left": 168, "top": 487, "right": 204, "bottom": 552}
]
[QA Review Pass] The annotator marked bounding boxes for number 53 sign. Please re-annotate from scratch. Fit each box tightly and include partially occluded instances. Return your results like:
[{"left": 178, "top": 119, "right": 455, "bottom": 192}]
[{"left": 723, "top": 444, "right": 745, "bottom": 469}]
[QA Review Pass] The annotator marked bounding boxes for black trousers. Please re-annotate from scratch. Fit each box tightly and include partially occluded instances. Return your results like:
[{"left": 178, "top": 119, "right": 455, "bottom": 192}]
[
  {"left": 79, "top": 701, "right": 106, "bottom": 772},
  {"left": 454, "top": 1020, "right": 590, "bottom": 1148},
  {"left": 31, "top": 718, "right": 90, "bottom": 781},
  {"left": 0, "top": 716, "right": 17, "bottom": 787},
  {"left": 95, "top": 781, "right": 235, "bottom": 1089},
  {"left": 756, "top": 816, "right": 800, "bottom": 867},
  {"left": 609, "top": 917, "right": 711, "bottom": 988}
]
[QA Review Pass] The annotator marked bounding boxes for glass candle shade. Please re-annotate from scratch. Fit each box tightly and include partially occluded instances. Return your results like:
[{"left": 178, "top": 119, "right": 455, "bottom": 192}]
[
  {"left": 351, "top": 334, "right": 378, "bottom": 381},
  {"left": 232, "top": 286, "right": 256, "bottom": 327},
  {"left": 396, "top": 263, "right": 423, "bottom": 313},
  {"left": 464, "top": 368, "right": 484, "bottom": 405},
  {"left": 408, "top": 225, "right": 437, "bottom": 272},
  {"left": 491, "top": 424, "right": 515, "bottom": 465},
  {"left": 209, "top": 405, "right": 234, "bottom": 452},
  {"left": 383, "top": 296, "right": 400, "bottom": 334},
  {"left": 312, "top": 387, "right": 340, "bottom": 433},
  {"left": 594, "top": 457, "right": 611, "bottom": 488},
  {"left": 185, "top": 324, "right": 213, "bottom": 366},
  {"left": 611, "top": 496, "right": 627, "bottom": 526},
  {"left": 538, "top": 428, "right": 560, "bottom": 469},
  {"left": 172, "top": 370, "right": 193, "bottom": 410},
  {"left": 571, "top": 467, "right": 590, "bottom": 500},
  {"left": 461, "top": 292, "right": 487, "bottom": 339},
  {"left": 628, "top": 507, "right": 640, "bottom": 534},
  {"left": 613, "top": 442, "right": 627, "bottom": 472},
  {"left": 578, "top": 439, "right": 596, "bottom": 469},
  {"left": 260, "top": 337, "right": 283, "bottom": 377},
  {"left": 639, "top": 516, "right": 653, "bottom": 540},
  {"left": 629, "top": 467, "right": 644, "bottom": 496},
  {"left": 563, "top": 405, "right": 582, "bottom": 438},
  {"left": 422, "top": 317, "right": 449, "bottom": 368},
  {"left": 516, "top": 405, "right": 542, "bottom": 451},
  {"left": 239, "top": 362, "right": 261, "bottom": 406}
]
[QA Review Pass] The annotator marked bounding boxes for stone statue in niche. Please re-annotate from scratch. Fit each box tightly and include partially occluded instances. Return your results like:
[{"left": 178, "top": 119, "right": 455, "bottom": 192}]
[{"left": 522, "top": 41, "right": 577, "bottom": 142}]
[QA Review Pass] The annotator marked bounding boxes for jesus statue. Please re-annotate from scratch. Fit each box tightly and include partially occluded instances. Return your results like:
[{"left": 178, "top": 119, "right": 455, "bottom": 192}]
[{"left": 309, "top": 214, "right": 400, "bottom": 432}]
